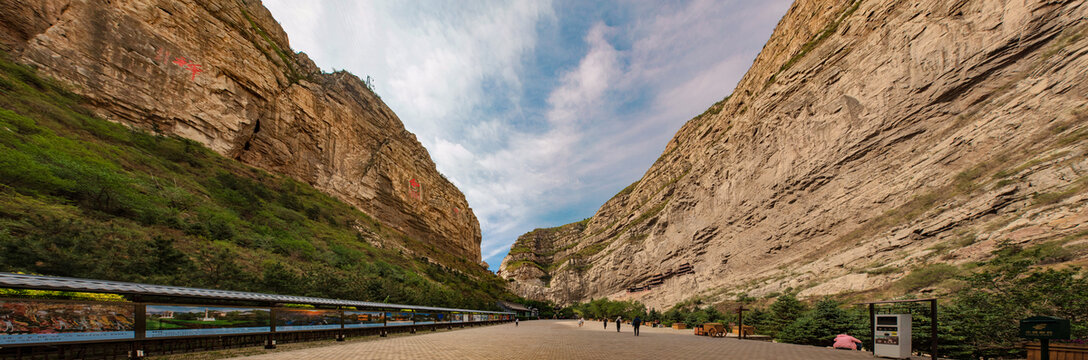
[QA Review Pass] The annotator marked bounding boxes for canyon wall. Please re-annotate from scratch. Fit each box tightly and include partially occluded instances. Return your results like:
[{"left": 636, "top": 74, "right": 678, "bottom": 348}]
[{"left": 501, "top": 0, "right": 1088, "bottom": 309}]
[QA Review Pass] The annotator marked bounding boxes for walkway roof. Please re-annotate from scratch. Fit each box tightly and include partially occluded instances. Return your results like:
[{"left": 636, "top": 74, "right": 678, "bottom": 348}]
[
  {"left": 0, "top": 272, "right": 511, "bottom": 314},
  {"left": 497, "top": 300, "right": 530, "bottom": 312}
]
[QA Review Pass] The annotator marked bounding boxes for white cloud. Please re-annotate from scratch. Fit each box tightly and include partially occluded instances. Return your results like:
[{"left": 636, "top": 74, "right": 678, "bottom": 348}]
[{"left": 546, "top": 23, "right": 620, "bottom": 128}]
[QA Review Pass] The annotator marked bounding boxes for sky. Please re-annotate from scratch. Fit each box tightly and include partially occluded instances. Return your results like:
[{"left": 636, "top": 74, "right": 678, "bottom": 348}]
[{"left": 262, "top": 0, "right": 793, "bottom": 271}]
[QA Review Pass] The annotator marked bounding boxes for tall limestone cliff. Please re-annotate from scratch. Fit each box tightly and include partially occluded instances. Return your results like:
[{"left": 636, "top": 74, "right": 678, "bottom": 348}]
[
  {"left": 501, "top": 0, "right": 1088, "bottom": 309},
  {"left": 0, "top": 0, "right": 481, "bottom": 261}
]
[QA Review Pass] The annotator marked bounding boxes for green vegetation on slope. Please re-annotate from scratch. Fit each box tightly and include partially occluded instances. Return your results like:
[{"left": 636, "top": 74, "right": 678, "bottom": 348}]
[
  {"left": 0, "top": 53, "right": 511, "bottom": 310},
  {"left": 239, "top": 8, "right": 306, "bottom": 84}
]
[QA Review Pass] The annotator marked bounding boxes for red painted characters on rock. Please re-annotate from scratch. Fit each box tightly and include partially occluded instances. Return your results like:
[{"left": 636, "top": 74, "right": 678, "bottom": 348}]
[
  {"left": 155, "top": 48, "right": 171, "bottom": 64},
  {"left": 408, "top": 179, "right": 421, "bottom": 199},
  {"left": 172, "top": 57, "right": 203, "bottom": 81},
  {"left": 155, "top": 47, "right": 203, "bottom": 81}
]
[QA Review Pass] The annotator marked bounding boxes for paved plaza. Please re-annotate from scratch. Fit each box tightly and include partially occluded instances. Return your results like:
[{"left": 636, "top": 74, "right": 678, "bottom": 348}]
[{"left": 228, "top": 320, "right": 884, "bottom": 360}]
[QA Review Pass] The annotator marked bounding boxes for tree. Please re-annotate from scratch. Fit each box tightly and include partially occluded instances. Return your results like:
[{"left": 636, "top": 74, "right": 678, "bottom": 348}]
[
  {"left": 778, "top": 298, "right": 864, "bottom": 346},
  {"left": 261, "top": 261, "right": 300, "bottom": 295},
  {"left": 767, "top": 294, "right": 807, "bottom": 337},
  {"left": 148, "top": 236, "right": 191, "bottom": 276},
  {"left": 938, "top": 259, "right": 1088, "bottom": 359}
]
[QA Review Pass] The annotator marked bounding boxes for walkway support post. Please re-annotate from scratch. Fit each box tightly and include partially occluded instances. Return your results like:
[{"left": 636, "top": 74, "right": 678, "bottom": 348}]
[
  {"left": 266, "top": 306, "right": 277, "bottom": 349},
  {"left": 132, "top": 297, "right": 146, "bottom": 360},
  {"left": 337, "top": 306, "right": 345, "bottom": 342},
  {"left": 735, "top": 306, "right": 749, "bottom": 339},
  {"left": 382, "top": 311, "right": 388, "bottom": 337},
  {"left": 931, "top": 299, "right": 938, "bottom": 360},
  {"left": 869, "top": 303, "right": 875, "bottom": 355}
]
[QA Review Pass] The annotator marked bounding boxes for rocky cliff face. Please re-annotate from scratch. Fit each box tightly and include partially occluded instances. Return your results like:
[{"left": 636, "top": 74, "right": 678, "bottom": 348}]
[
  {"left": 501, "top": 0, "right": 1088, "bottom": 309},
  {"left": 0, "top": 0, "right": 481, "bottom": 261}
]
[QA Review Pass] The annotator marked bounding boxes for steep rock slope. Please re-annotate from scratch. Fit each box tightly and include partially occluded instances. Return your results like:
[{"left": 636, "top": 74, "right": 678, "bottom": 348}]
[
  {"left": 0, "top": 0, "right": 481, "bottom": 261},
  {"left": 501, "top": 0, "right": 1088, "bottom": 309},
  {"left": 0, "top": 54, "right": 512, "bottom": 308}
]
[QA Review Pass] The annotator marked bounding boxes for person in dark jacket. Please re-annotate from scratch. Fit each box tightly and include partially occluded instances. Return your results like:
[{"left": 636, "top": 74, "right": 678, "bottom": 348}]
[
  {"left": 632, "top": 316, "right": 642, "bottom": 336},
  {"left": 603, "top": 318, "right": 608, "bottom": 329},
  {"left": 615, "top": 316, "right": 622, "bottom": 332}
]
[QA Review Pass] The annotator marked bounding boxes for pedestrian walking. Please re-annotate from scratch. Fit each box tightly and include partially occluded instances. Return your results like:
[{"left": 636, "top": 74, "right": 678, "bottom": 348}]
[
  {"left": 515, "top": 317, "right": 519, "bottom": 327},
  {"left": 632, "top": 316, "right": 642, "bottom": 336},
  {"left": 603, "top": 318, "right": 607, "bottom": 329},
  {"left": 578, "top": 317, "right": 584, "bottom": 327},
  {"left": 615, "top": 316, "right": 622, "bottom": 332}
]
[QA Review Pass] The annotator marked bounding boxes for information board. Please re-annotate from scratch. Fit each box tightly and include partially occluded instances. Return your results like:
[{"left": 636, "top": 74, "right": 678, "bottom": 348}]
[
  {"left": 146, "top": 305, "right": 270, "bottom": 337},
  {"left": 0, "top": 300, "right": 134, "bottom": 345},
  {"left": 386, "top": 312, "right": 413, "bottom": 326},
  {"left": 344, "top": 311, "right": 385, "bottom": 328},
  {"left": 276, "top": 309, "right": 341, "bottom": 332},
  {"left": 413, "top": 312, "right": 436, "bottom": 325}
]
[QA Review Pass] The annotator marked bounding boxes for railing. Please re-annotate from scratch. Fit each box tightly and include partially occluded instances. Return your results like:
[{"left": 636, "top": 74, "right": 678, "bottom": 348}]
[
  {"left": 1025, "top": 342, "right": 1088, "bottom": 360},
  {"left": 0, "top": 273, "right": 513, "bottom": 359}
]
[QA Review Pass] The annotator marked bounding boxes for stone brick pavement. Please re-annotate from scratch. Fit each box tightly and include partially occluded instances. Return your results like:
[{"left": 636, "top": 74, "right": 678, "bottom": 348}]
[{"left": 227, "top": 320, "right": 883, "bottom": 360}]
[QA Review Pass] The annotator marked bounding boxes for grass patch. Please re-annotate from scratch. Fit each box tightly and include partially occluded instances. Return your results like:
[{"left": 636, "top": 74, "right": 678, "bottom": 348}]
[
  {"left": 927, "top": 242, "right": 952, "bottom": 255},
  {"left": 507, "top": 246, "right": 534, "bottom": 256},
  {"left": 695, "top": 96, "right": 728, "bottom": 121},
  {"left": 894, "top": 263, "right": 961, "bottom": 292},
  {"left": 954, "top": 233, "right": 979, "bottom": 247},
  {"left": 864, "top": 266, "right": 899, "bottom": 275},
  {"left": 990, "top": 239, "right": 1076, "bottom": 266},
  {"left": 575, "top": 242, "right": 609, "bottom": 259},
  {"left": 586, "top": 220, "right": 619, "bottom": 238},
  {"left": 1031, "top": 176, "right": 1088, "bottom": 207},
  {"left": 1056, "top": 127, "right": 1088, "bottom": 147},
  {"left": 840, "top": 190, "right": 944, "bottom": 246},
  {"left": 608, "top": 180, "right": 640, "bottom": 202},
  {"left": 504, "top": 260, "right": 545, "bottom": 272},
  {"left": 240, "top": 9, "right": 305, "bottom": 84},
  {"left": 1060, "top": 229, "right": 1088, "bottom": 242},
  {"left": 537, "top": 241, "right": 579, "bottom": 257},
  {"left": 620, "top": 201, "right": 669, "bottom": 235},
  {"left": 1040, "top": 24, "right": 1087, "bottom": 61},
  {"left": 993, "top": 151, "right": 1070, "bottom": 179},
  {"left": 627, "top": 233, "right": 649, "bottom": 245},
  {"left": 635, "top": 168, "right": 691, "bottom": 209}
]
